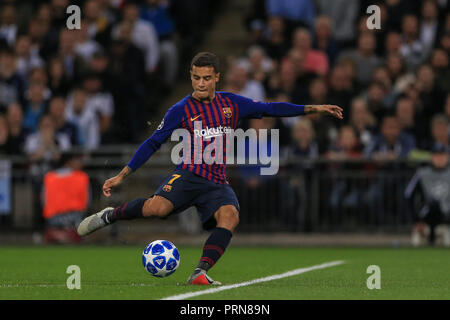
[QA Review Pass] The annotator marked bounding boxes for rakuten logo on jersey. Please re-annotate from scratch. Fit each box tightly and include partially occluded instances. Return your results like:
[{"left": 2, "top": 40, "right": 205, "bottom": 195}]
[
  {"left": 193, "top": 124, "right": 232, "bottom": 139},
  {"left": 170, "top": 120, "right": 280, "bottom": 176}
]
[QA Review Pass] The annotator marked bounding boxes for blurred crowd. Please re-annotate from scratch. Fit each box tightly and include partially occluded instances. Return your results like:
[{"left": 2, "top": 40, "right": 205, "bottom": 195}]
[
  {"left": 222, "top": 0, "right": 450, "bottom": 240},
  {"left": 1, "top": 0, "right": 449, "bottom": 239},
  {"left": 2, "top": 0, "right": 448, "bottom": 166},
  {"left": 0, "top": 0, "right": 223, "bottom": 163},
  {"left": 229, "top": 0, "right": 450, "bottom": 161},
  {"left": 0, "top": 0, "right": 226, "bottom": 233}
]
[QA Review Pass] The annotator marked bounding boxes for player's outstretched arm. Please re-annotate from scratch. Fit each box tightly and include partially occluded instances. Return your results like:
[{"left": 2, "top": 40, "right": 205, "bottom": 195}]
[
  {"left": 103, "top": 165, "right": 132, "bottom": 197},
  {"left": 228, "top": 92, "right": 343, "bottom": 120},
  {"left": 304, "top": 105, "right": 343, "bottom": 120}
]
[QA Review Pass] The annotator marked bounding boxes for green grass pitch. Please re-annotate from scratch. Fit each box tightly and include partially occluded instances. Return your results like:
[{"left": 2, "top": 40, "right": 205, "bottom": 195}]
[{"left": 0, "top": 246, "right": 449, "bottom": 300}]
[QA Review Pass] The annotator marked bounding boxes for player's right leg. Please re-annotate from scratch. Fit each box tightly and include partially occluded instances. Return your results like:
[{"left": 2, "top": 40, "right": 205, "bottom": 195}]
[{"left": 77, "top": 196, "right": 173, "bottom": 236}]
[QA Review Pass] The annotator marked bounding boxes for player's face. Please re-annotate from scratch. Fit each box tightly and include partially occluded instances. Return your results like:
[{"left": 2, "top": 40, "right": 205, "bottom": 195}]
[{"left": 190, "top": 66, "right": 220, "bottom": 102}]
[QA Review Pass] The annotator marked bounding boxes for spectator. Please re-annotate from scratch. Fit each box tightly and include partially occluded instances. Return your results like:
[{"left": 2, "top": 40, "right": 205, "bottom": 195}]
[
  {"left": 265, "top": 57, "right": 297, "bottom": 100},
  {"left": 306, "top": 111, "right": 338, "bottom": 154},
  {"left": 29, "top": 67, "right": 51, "bottom": 95},
  {"left": 400, "top": 15, "right": 427, "bottom": 71},
  {"left": 430, "top": 48, "right": 450, "bottom": 92},
  {"left": 312, "top": 15, "right": 339, "bottom": 67},
  {"left": 259, "top": 16, "right": 289, "bottom": 62},
  {"left": 112, "top": 3, "right": 160, "bottom": 74},
  {"left": 27, "top": 18, "right": 53, "bottom": 62},
  {"left": 429, "top": 114, "right": 450, "bottom": 153},
  {"left": 243, "top": 0, "right": 268, "bottom": 47},
  {"left": 285, "top": 117, "right": 319, "bottom": 159},
  {"left": 82, "top": 0, "right": 113, "bottom": 46},
  {"left": 36, "top": 2, "right": 52, "bottom": 27},
  {"left": 404, "top": 82, "right": 424, "bottom": 113},
  {"left": 224, "top": 62, "right": 266, "bottom": 101},
  {"left": 0, "top": 48, "right": 25, "bottom": 110},
  {"left": 42, "top": 152, "right": 90, "bottom": 244},
  {"left": 337, "top": 56, "right": 362, "bottom": 93},
  {"left": 307, "top": 77, "right": 328, "bottom": 106},
  {"left": 57, "top": 29, "right": 86, "bottom": 82},
  {"left": 0, "top": 4, "right": 18, "bottom": 46},
  {"left": 405, "top": 148, "right": 450, "bottom": 246},
  {"left": 339, "top": 31, "right": 382, "bottom": 87},
  {"left": 415, "top": 64, "right": 446, "bottom": 124},
  {"left": 24, "top": 114, "right": 71, "bottom": 172},
  {"left": 238, "top": 45, "right": 274, "bottom": 84},
  {"left": 383, "top": 0, "right": 416, "bottom": 32},
  {"left": 140, "top": 0, "right": 179, "bottom": 89},
  {"left": 140, "top": 0, "right": 176, "bottom": 41},
  {"left": 66, "top": 87, "right": 100, "bottom": 150},
  {"left": 326, "top": 125, "right": 362, "bottom": 160},
  {"left": 372, "top": 66, "right": 393, "bottom": 94},
  {"left": 14, "top": 35, "right": 44, "bottom": 83},
  {"left": 419, "top": 0, "right": 439, "bottom": 58},
  {"left": 314, "top": 0, "right": 359, "bottom": 49},
  {"left": 327, "top": 64, "right": 353, "bottom": 115},
  {"left": 365, "top": 81, "right": 390, "bottom": 120},
  {"left": 265, "top": 0, "right": 315, "bottom": 30},
  {"left": 89, "top": 51, "right": 111, "bottom": 89},
  {"left": 108, "top": 35, "right": 146, "bottom": 143},
  {"left": 372, "top": 66, "right": 398, "bottom": 109},
  {"left": 23, "top": 81, "right": 48, "bottom": 132},
  {"left": 48, "top": 96, "right": 81, "bottom": 147},
  {"left": 49, "top": 0, "right": 70, "bottom": 31},
  {"left": 4, "top": 102, "right": 30, "bottom": 155},
  {"left": 306, "top": 77, "right": 335, "bottom": 146},
  {"left": 81, "top": 73, "right": 114, "bottom": 139},
  {"left": 283, "top": 48, "right": 317, "bottom": 103},
  {"left": 363, "top": 115, "right": 416, "bottom": 223},
  {"left": 395, "top": 96, "right": 427, "bottom": 148},
  {"left": 385, "top": 53, "right": 415, "bottom": 93},
  {"left": 357, "top": 5, "right": 388, "bottom": 57},
  {"left": 74, "top": 20, "right": 102, "bottom": 64},
  {"left": 291, "top": 27, "right": 329, "bottom": 76},
  {"left": 47, "top": 56, "right": 71, "bottom": 96},
  {"left": 364, "top": 115, "right": 415, "bottom": 160},
  {"left": 385, "top": 31, "right": 402, "bottom": 56},
  {"left": 326, "top": 126, "right": 363, "bottom": 214},
  {"left": 439, "top": 31, "right": 450, "bottom": 55},
  {"left": 348, "top": 97, "right": 376, "bottom": 150}
]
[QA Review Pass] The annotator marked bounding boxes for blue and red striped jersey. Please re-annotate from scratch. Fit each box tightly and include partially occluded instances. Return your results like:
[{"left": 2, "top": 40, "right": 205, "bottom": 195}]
[{"left": 127, "top": 91, "right": 305, "bottom": 184}]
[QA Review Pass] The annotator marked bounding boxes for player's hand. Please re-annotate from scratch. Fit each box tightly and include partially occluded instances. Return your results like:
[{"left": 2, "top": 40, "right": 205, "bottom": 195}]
[
  {"left": 102, "top": 175, "right": 124, "bottom": 197},
  {"left": 318, "top": 105, "right": 343, "bottom": 120}
]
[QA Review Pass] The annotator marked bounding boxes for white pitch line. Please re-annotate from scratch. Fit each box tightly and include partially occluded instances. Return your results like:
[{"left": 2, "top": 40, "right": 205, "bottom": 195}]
[
  {"left": 0, "top": 284, "right": 66, "bottom": 288},
  {"left": 0, "top": 283, "right": 154, "bottom": 288},
  {"left": 161, "top": 260, "right": 345, "bottom": 300}
]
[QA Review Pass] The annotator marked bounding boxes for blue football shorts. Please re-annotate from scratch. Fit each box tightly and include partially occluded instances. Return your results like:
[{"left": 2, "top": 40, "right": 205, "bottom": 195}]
[{"left": 153, "top": 169, "right": 240, "bottom": 230}]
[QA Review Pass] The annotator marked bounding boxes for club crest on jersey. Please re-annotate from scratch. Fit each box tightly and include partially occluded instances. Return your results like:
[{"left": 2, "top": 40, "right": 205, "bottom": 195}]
[
  {"left": 162, "top": 184, "right": 172, "bottom": 192},
  {"left": 222, "top": 107, "right": 232, "bottom": 118}
]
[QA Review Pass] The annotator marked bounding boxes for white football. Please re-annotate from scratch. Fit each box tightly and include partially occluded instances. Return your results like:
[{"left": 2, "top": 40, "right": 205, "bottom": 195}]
[{"left": 142, "top": 240, "right": 180, "bottom": 277}]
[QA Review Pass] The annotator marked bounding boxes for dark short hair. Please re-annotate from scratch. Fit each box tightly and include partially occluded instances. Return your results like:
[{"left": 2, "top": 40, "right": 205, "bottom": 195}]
[{"left": 190, "top": 52, "right": 220, "bottom": 73}]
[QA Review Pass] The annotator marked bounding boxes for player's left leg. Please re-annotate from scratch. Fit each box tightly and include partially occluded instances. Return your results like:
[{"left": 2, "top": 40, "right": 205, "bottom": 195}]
[
  {"left": 77, "top": 196, "right": 175, "bottom": 236},
  {"left": 78, "top": 169, "right": 191, "bottom": 237},
  {"left": 188, "top": 204, "right": 239, "bottom": 285}
]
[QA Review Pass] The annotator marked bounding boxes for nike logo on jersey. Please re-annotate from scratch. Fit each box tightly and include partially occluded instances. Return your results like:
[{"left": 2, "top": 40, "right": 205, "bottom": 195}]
[{"left": 190, "top": 115, "right": 201, "bottom": 121}]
